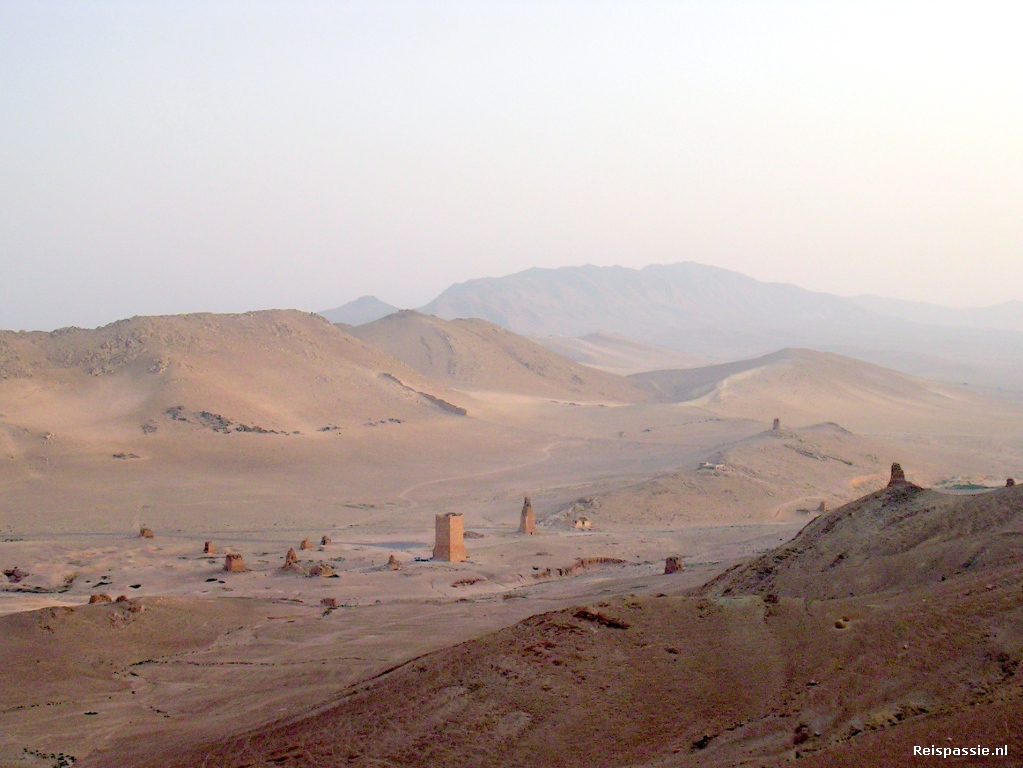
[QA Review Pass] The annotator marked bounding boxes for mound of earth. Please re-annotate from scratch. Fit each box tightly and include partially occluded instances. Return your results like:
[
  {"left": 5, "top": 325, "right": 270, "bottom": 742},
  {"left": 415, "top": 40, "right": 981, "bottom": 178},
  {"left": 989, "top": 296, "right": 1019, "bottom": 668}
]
[
  {"left": 107, "top": 480, "right": 1023, "bottom": 767},
  {"left": 348, "top": 310, "right": 649, "bottom": 402}
]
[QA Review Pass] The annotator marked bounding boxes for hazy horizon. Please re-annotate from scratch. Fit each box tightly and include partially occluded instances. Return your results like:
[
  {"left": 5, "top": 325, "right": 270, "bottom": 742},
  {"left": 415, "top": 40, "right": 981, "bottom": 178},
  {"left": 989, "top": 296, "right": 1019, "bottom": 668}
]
[{"left": 3, "top": 2, "right": 1021, "bottom": 331}]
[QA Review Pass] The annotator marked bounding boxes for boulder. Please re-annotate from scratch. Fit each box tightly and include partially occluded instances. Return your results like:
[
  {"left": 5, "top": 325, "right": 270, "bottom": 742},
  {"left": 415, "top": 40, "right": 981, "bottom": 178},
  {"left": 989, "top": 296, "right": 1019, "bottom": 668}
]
[{"left": 818, "top": 501, "right": 829, "bottom": 513}]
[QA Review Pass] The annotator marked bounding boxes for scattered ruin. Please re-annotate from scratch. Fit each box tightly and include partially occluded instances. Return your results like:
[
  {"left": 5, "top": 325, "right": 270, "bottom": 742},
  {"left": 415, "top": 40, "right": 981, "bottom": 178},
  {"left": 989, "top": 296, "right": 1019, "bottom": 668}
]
[
  {"left": 321, "top": 597, "right": 339, "bottom": 608},
  {"left": 283, "top": 548, "right": 299, "bottom": 568},
  {"left": 88, "top": 593, "right": 113, "bottom": 604},
  {"left": 818, "top": 501, "right": 829, "bottom": 513},
  {"left": 573, "top": 517, "right": 592, "bottom": 530},
  {"left": 203, "top": 541, "right": 217, "bottom": 554},
  {"left": 300, "top": 538, "right": 313, "bottom": 550},
  {"left": 433, "top": 512, "right": 467, "bottom": 562},
  {"left": 534, "top": 556, "right": 627, "bottom": 580},
  {"left": 139, "top": 527, "right": 154, "bottom": 538},
  {"left": 772, "top": 418, "right": 780, "bottom": 430},
  {"left": 3, "top": 567, "right": 26, "bottom": 584},
  {"left": 664, "top": 556, "right": 684, "bottom": 574},
  {"left": 1008, "top": 478, "right": 1016, "bottom": 487},
  {"left": 464, "top": 530, "right": 485, "bottom": 539},
  {"left": 308, "top": 562, "right": 335, "bottom": 577},
  {"left": 224, "top": 553, "right": 247, "bottom": 572},
  {"left": 518, "top": 496, "right": 536, "bottom": 535},
  {"left": 387, "top": 554, "right": 403, "bottom": 570},
  {"left": 887, "top": 462, "right": 908, "bottom": 487},
  {"left": 320, "top": 535, "right": 332, "bottom": 546}
]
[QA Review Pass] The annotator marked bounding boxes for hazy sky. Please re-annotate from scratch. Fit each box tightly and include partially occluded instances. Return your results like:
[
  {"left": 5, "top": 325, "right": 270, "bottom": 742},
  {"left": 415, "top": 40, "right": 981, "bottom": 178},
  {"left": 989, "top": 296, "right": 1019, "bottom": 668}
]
[{"left": 2, "top": 1, "right": 1021, "bottom": 330}]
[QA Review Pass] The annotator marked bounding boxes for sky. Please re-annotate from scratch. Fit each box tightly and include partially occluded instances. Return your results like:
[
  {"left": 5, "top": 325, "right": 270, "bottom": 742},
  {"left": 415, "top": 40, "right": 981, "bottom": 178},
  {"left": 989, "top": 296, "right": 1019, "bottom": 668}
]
[{"left": 1, "top": 1, "right": 1021, "bottom": 331}]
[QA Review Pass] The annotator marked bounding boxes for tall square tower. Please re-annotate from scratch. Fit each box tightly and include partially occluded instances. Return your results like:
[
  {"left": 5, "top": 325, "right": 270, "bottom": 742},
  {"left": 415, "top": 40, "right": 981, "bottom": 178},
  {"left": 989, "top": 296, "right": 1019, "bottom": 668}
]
[{"left": 434, "top": 512, "right": 467, "bottom": 562}]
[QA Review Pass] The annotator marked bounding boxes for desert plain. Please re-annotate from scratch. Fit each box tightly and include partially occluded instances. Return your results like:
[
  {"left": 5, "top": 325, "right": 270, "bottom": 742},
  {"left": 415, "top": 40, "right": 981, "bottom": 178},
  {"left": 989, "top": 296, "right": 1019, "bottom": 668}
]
[{"left": 2, "top": 308, "right": 1023, "bottom": 766}]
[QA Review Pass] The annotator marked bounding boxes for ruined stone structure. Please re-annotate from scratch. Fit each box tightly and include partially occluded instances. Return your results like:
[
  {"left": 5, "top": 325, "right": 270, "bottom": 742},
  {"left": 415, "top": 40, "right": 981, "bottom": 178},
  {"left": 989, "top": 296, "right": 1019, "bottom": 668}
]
[
  {"left": 387, "top": 554, "right": 403, "bottom": 570},
  {"left": 283, "top": 548, "right": 299, "bottom": 567},
  {"left": 224, "top": 553, "right": 247, "bottom": 572},
  {"left": 887, "top": 462, "right": 908, "bottom": 487},
  {"left": 1008, "top": 478, "right": 1016, "bottom": 487},
  {"left": 518, "top": 496, "right": 536, "bottom": 535},
  {"left": 203, "top": 541, "right": 217, "bottom": 554},
  {"left": 664, "top": 556, "right": 684, "bottom": 574},
  {"left": 320, "top": 535, "right": 332, "bottom": 546},
  {"left": 321, "top": 597, "right": 339, "bottom": 609},
  {"left": 89, "top": 593, "right": 113, "bottom": 604},
  {"left": 139, "top": 527, "right": 154, "bottom": 538},
  {"left": 433, "top": 512, "right": 467, "bottom": 562},
  {"left": 300, "top": 538, "right": 313, "bottom": 550},
  {"left": 772, "top": 418, "right": 780, "bottom": 431},
  {"left": 573, "top": 516, "right": 592, "bottom": 530},
  {"left": 818, "top": 501, "right": 829, "bottom": 513},
  {"left": 308, "top": 562, "right": 335, "bottom": 577}
]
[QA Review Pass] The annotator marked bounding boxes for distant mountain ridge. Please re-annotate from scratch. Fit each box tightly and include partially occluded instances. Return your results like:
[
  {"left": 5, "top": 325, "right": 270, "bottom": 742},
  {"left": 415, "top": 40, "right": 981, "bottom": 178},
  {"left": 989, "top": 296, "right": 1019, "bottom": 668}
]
[{"left": 413, "top": 262, "right": 1023, "bottom": 391}]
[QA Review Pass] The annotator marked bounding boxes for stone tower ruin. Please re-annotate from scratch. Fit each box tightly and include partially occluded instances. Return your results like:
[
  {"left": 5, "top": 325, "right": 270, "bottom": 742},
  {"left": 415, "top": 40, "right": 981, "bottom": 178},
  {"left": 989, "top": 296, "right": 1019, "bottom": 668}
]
[
  {"left": 772, "top": 418, "right": 780, "bottom": 430},
  {"left": 434, "top": 512, "right": 467, "bottom": 562},
  {"left": 518, "top": 496, "right": 536, "bottom": 535},
  {"left": 888, "top": 462, "right": 908, "bottom": 487}
]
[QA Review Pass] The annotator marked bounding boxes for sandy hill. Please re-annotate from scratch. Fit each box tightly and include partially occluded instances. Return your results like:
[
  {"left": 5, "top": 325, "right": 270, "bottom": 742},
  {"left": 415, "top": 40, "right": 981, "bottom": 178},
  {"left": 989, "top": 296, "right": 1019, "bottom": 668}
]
[
  {"left": 347, "top": 310, "right": 649, "bottom": 402},
  {"left": 531, "top": 331, "right": 706, "bottom": 374},
  {"left": 318, "top": 295, "right": 400, "bottom": 325},
  {"left": 136, "top": 481, "right": 1023, "bottom": 768},
  {"left": 545, "top": 422, "right": 894, "bottom": 529},
  {"left": 0, "top": 309, "right": 468, "bottom": 441},
  {"left": 632, "top": 348, "right": 1023, "bottom": 434},
  {"left": 707, "top": 478, "right": 1023, "bottom": 600}
]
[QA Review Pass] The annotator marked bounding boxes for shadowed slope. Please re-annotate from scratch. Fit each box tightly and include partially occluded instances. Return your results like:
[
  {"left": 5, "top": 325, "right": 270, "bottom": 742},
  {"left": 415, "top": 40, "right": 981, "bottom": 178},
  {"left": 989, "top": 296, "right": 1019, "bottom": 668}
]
[{"left": 348, "top": 310, "right": 649, "bottom": 402}]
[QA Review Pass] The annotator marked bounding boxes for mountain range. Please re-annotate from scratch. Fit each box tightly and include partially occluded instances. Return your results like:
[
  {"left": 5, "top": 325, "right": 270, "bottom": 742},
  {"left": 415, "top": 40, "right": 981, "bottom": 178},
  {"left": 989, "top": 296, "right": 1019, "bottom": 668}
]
[{"left": 322, "top": 262, "right": 1023, "bottom": 391}]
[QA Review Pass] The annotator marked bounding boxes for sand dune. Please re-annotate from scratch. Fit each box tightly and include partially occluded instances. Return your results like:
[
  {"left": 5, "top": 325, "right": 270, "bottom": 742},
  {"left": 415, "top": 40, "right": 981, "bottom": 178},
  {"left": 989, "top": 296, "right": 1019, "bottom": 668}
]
[{"left": 348, "top": 310, "right": 649, "bottom": 402}]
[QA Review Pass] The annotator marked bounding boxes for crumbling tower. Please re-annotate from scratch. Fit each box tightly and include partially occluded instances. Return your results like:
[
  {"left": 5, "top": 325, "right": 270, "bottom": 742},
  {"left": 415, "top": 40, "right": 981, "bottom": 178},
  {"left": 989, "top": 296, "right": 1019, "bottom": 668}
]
[
  {"left": 518, "top": 496, "right": 536, "bottom": 535},
  {"left": 887, "top": 462, "right": 908, "bottom": 487},
  {"left": 434, "top": 512, "right": 467, "bottom": 562},
  {"left": 772, "top": 418, "right": 780, "bottom": 431}
]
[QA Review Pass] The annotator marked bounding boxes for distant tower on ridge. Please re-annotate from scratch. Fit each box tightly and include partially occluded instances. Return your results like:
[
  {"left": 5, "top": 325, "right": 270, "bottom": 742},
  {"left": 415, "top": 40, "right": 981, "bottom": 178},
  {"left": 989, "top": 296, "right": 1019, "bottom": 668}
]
[{"left": 519, "top": 496, "right": 536, "bottom": 535}]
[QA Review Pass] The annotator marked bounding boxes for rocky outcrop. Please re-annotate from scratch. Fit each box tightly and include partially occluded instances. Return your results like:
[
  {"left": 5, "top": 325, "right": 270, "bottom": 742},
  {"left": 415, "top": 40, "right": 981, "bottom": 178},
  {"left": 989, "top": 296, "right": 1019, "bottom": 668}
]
[
  {"left": 518, "top": 496, "right": 536, "bottom": 535},
  {"left": 224, "top": 553, "right": 247, "bottom": 572},
  {"left": 89, "top": 593, "right": 113, "bottom": 604},
  {"left": 3, "top": 567, "right": 26, "bottom": 584},
  {"left": 664, "top": 556, "right": 684, "bottom": 574}
]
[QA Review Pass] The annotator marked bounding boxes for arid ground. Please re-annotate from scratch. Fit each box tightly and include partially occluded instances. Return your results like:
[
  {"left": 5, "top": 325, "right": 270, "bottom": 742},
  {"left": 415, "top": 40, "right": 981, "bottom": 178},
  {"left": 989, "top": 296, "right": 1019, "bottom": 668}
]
[{"left": 2, "top": 310, "right": 1022, "bottom": 766}]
